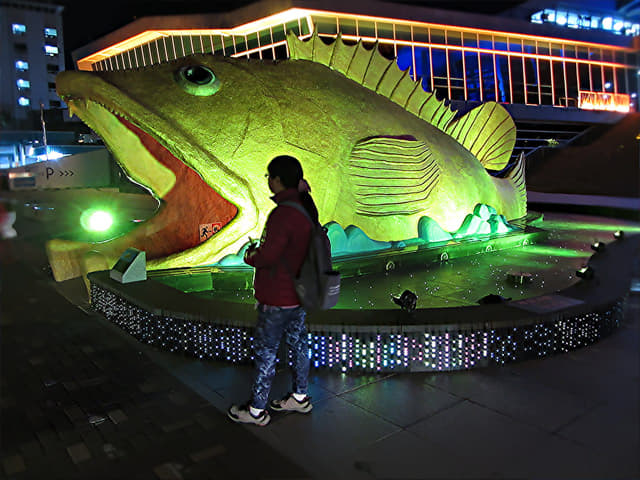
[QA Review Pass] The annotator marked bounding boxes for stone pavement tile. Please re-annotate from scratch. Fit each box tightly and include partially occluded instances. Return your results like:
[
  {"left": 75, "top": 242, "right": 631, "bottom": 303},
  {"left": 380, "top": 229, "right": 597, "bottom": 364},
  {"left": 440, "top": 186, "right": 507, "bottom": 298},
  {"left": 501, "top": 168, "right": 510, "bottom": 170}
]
[
  {"left": 556, "top": 395, "right": 639, "bottom": 477},
  {"left": 254, "top": 395, "right": 399, "bottom": 479},
  {"left": 67, "top": 442, "right": 92, "bottom": 464},
  {"left": 62, "top": 380, "right": 79, "bottom": 392},
  {"left": 351, "top": 429, "right": 476, "bottom": 479},
  {"left": 107, "top": 408, "right": 128, "bottom": 425},
  {"left": 180, "top": 461, "right": 221, "bottom": 480},
  {"left": 408, "top": 399, "right": 617, "bottom": 479},
  {"left": 154, "top": 462, "right": 185, "bottom": 480},
  {"left": 167, "top": 391, "right": 190, "bottom": 405},
  {"left": 503, "top": 350, "right": 637, "bottom": 404},
  {"left": 63, "top": 404, "right": 86, "bottom": 424},
  {"left": 18, "top": 439, "right": 43, "bottom": 461},
  {"left": 422, "top": 366, "right": 598, "bottom": 432},
  {"left": 25, "top": 406, "right": 49, "bottom": 431},
  {"left": 96, "top": 419, "right": 119, "bottom": 439},
  {"left": 80, "top": 427, "right": 106, "bottom": 455},
  {"left": 188, "top": 445, "right": 227, "bottom": 463},
  {"left": 339, "top": 373, "right": 463, "bottom": 427},
  {"left": 564, "top": 332, "right": 640, "bottom": 379},
  {"left": 160, "top": 419, "right": 194, "bottom": 433},
  {"left": 2, "top": 454, "right": 26, "bottom": 476},
  {"left": 193, "top": 407, "right": 222, "bottom": 431},
  {"left": 27, "top": 444, "right": 75, "bottom": 476},
  {"left": 78, "top": 375, "right": 109, "bottom": 388},
  {"left": 35, "top": 428, "right": 59, "bottom": 451},
  {"left": 195, "top": 363, "right": 256, "bottom": 392},
  {"left": 102, "top": 442, "right": 127, "bottom": 460},
  {"left": 57, "top": 426, "right": 84, "bottom": 444},
  {"left": 128, "top": 432, "right": 153, "bottom": 452},
  {"left": 308, "top": 370, "right": 395, "bottom": 396}
]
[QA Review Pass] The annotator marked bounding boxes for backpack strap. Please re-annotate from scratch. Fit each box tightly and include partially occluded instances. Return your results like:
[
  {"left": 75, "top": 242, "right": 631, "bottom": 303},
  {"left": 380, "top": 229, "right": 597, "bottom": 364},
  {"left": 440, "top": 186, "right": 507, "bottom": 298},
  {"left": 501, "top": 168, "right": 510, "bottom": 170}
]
[
  {"left": 278, "top": 201, "right": 315, "bottom": 280},
  {"left": 280, "top": 201, "right": 315, "bottom": 226}
]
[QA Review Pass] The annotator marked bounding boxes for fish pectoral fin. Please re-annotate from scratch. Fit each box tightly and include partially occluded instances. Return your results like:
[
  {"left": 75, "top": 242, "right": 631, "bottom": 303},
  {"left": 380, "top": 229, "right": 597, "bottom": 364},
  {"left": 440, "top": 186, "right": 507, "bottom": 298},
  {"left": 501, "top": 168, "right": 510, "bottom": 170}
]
[
  {"left": 349, "top": 136, "right": 440, "bottom": 217},
  {"left": 444, "top": 102, "right": 516, "bottom": 171}
]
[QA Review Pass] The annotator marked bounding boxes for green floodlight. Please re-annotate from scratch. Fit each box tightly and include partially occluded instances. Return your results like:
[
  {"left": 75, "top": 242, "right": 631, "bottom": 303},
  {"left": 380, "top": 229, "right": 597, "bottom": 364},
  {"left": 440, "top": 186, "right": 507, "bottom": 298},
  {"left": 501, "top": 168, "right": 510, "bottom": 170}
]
[{"left": 81, "top": 209, "right": 113, "bottom": 232}]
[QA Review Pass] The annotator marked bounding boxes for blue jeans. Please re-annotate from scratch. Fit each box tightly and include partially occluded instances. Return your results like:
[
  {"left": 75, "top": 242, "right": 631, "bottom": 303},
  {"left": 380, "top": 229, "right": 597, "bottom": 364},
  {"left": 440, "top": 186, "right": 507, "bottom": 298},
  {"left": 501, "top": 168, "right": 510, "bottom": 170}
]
[{"left": 250, "top": 304, "right": 310, "bottom": 410}]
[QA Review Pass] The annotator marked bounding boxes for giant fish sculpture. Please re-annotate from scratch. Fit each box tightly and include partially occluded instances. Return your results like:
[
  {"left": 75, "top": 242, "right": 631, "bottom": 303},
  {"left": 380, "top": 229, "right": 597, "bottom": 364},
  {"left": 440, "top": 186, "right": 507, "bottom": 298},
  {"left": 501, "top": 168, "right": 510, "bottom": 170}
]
[{"left": 48, "top": 31, "right": 526, "bottom": 281}]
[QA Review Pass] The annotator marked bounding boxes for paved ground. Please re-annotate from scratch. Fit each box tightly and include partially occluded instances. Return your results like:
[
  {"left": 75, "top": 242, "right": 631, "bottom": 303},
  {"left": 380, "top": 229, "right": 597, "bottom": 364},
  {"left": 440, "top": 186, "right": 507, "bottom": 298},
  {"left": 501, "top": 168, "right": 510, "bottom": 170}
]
[
  {"left": 0, "top": 240, "right": 309, "bottom": 479},
  {"left": 1, "top": 208, "right": 639, "bottom": 479}
]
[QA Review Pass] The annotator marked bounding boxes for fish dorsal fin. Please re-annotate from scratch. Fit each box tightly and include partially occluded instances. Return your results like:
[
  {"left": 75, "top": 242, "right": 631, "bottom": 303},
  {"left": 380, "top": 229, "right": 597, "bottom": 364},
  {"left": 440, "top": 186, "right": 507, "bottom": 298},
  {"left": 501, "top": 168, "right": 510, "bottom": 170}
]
[
  {"left": 348, "top": 136, "right": 441, "bottom": 217},
  {"left": 444, "top": 102, "right": 516, "bottom": 171},
  {"left": 286, "top": 30, "right": 456, "bottom": 132}
]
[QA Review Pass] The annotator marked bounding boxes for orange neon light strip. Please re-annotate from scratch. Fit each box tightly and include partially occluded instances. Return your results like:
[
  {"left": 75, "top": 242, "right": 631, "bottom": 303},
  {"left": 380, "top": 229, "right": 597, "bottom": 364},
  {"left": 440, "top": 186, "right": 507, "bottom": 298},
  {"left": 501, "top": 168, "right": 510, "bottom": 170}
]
[
  {"left": 300, "top": 9, "right": 636, "bottom": 50},
  {"left": 323, "top": 34, "right": 629, "bottom": 69},
  {"left": 76, "top": 7, "right": 636, "bottom": 70}
]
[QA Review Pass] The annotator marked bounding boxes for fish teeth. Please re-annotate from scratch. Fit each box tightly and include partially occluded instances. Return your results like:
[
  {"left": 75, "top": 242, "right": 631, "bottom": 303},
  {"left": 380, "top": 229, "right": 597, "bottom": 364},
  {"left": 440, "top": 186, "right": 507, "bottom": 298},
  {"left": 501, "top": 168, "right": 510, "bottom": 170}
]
[{"left": 68, "top": 101, "right": 78, "bottom": 119}]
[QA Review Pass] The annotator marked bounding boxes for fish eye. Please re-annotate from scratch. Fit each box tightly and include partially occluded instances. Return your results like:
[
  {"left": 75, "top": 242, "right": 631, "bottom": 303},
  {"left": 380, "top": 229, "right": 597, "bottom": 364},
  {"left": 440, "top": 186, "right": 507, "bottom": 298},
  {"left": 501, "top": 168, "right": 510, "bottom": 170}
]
[{"left": 174, "top": 65, "right": 220, "bottom": 96}]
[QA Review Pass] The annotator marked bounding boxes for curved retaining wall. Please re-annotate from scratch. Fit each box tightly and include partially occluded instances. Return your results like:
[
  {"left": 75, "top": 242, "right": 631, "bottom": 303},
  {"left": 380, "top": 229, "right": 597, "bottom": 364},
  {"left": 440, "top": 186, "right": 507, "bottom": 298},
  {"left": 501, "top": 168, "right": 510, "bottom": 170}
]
[{"left": 89, "top": 234, "right": 638, "bottom": 373}]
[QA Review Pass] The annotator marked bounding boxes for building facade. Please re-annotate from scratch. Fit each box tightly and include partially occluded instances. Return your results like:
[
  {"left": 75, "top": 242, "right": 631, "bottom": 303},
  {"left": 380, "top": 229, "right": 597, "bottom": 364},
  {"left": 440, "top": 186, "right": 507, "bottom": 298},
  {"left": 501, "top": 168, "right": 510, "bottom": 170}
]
[
  {"left": 73, "top": 1, "right": 639, "bottom": 110},
  {"left": 69, "top": 0, "right": 640, "bottom": 162},
  {"left": 0, "top": 0, "right": 65, "bottom": 125}
]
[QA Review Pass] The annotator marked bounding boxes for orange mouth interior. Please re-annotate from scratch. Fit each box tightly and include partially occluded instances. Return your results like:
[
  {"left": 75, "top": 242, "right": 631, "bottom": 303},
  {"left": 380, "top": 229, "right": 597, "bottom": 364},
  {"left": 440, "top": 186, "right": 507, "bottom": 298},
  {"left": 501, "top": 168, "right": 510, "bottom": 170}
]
[{"left": 117, "top": 117, "right": 237, "bottom": 259}]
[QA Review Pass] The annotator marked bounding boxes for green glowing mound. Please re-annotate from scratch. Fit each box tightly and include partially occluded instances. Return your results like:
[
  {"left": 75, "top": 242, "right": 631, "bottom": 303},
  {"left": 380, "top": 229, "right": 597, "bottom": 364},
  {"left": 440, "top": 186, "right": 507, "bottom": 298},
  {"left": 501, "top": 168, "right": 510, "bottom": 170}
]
[{"left": 215, "top": 203, "right": 518, "bottom": 266}]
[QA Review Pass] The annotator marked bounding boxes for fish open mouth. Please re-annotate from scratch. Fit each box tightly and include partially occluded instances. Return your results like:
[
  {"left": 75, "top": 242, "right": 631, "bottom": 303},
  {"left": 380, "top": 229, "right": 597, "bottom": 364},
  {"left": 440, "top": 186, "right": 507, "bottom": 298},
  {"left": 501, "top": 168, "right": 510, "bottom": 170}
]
[{"left": 65, "top": 97, "right": 237, "bottom": 262}]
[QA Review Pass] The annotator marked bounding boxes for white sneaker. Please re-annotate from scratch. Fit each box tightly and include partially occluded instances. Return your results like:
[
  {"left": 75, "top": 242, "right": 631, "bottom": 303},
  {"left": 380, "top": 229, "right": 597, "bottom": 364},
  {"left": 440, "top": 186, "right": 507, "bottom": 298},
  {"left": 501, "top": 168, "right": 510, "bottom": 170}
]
[
  {"left": 270, "top": 393, "right": 312, "bottom": 413},
  {"left": 227, "top": 404, "right": 271, "bottom": 426}
]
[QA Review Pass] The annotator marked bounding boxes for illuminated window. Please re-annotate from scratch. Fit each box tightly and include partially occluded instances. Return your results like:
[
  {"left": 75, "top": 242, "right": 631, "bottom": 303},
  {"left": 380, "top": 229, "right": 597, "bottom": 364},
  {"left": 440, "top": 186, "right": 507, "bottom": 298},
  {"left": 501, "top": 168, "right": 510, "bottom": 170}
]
[
  {"left": 15, "top": 60, "right": 29, "bottom": 71},
  {"left": 16, "top": 79, "right": 30, "bottom": 89},
  {"left": 44, "top": 45, "right": 59, "bottom": 56},
  {"left": 12, "top": 24, "right": 26, "bottom": 34},
  {"left": 44, "top": 28, "right": 57, "bottom": 38},
  {"left": 556, "top": 11, "right": 567, "bottom": 26},
  {"left": 531, "top": 8, "right": 637, "bottom": 36},
  {"left": 18, "top": 97, "right": 30, "bottom": 107}
]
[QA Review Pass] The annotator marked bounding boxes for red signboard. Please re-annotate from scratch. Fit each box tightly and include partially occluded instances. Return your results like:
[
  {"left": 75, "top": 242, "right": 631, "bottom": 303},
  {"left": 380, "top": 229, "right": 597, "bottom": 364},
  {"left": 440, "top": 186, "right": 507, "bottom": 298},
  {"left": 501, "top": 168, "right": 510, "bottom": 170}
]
[{"left": 579, "top": 91, "right": 630, "bottom": 113}]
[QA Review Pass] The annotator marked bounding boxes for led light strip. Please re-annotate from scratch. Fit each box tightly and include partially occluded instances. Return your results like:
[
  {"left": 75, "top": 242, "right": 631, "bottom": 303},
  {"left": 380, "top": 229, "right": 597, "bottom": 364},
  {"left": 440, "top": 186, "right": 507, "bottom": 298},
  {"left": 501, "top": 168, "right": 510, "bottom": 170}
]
[{"left": 90, "top": 283, "right": 623, "bottom": 373}]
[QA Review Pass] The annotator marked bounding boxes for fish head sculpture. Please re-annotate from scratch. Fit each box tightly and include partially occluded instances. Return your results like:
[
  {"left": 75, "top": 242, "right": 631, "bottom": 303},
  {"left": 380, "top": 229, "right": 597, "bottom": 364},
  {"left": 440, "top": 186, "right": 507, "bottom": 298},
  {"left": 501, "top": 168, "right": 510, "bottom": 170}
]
[{"left": 51, "top": 55, "right": 296, "bottom": 280}]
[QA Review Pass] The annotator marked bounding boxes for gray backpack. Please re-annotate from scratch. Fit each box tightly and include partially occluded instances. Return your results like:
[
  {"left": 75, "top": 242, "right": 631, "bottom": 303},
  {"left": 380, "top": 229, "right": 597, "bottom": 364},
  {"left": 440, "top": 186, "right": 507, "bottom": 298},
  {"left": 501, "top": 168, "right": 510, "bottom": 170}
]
[{"left": 281, "top": 201, "right": 340, "bottom": 312}]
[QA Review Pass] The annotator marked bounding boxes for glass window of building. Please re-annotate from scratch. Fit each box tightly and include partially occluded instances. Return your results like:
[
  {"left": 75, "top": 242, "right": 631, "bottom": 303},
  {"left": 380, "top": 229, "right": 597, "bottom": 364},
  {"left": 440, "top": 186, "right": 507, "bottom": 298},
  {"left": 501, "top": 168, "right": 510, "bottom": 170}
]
[
  {"left": 16, "top": 79, "right": 30, "bottom": 89},
  {"left": 12, "top": 24, "right": 26, "bottom": 34},
  {"left": 47, "top": 64, "right": 59, "bottom": 74},
  {"left": 18, "top": 97, "right": 30, "bottom": 107},
  {"left": 15, "top": 60, "right": 29, "bottom": 71},
  {"left": 358, "top": 19, "right": 376, "bottom": 38},
  {"left": 44, "top": 28, "right": 58, "bottom": 38},
  {"left": 44, "top": 45, "right": 59, "bottom": 56}
]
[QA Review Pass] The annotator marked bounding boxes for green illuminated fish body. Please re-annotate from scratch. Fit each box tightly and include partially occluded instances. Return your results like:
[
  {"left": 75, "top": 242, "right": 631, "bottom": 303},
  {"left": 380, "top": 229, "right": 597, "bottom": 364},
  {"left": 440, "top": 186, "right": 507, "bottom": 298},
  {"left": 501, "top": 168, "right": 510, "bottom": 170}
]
[{"left": 48, "top": 31, "right": 525, "bottom": 281}]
